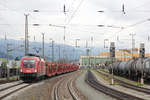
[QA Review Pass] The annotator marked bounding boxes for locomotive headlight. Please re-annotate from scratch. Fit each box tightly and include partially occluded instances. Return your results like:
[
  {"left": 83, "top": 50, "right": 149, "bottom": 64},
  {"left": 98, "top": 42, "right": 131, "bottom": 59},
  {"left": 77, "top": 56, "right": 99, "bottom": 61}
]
[
  {"left": 35, "top": 69, "right": 37, "bottom": 72},
  {"left": 20, "top": 69, "right": 22, "bottom": 72}
]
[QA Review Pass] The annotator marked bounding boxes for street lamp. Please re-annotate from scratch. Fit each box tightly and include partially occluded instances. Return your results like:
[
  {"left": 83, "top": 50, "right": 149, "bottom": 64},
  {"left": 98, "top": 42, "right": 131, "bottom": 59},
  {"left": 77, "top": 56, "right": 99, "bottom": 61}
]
[
  {"left": 97, "top": 10, "right": 104, "bottom": 13},
  {"left": 49, "top": 24, "right": 66, "bottom": 62},
  {"left": 97, "top": 25, "right": 105, "bottom": 27},
  {"left": 33, "top": 10, "right": 39, "bottom": 12},
  {"left": 33, "top": 24, "right": 40, "bottom": 26},
  {"left": 97, "top": 24, "right": 124, "bottom": 29}
]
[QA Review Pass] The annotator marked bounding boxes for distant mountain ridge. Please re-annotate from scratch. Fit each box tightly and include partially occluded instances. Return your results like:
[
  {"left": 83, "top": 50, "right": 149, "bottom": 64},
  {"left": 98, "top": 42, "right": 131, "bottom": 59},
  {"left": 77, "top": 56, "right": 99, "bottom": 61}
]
[{"left": 0, "top": 39, "right": 102, "bottom": 61}]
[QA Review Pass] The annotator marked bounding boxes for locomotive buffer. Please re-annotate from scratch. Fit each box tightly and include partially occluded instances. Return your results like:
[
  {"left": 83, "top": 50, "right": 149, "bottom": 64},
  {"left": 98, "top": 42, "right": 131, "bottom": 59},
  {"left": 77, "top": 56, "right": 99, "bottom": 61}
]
[
  {"left": 110, "top": 42, "right": 115, "bottom": 85},
  {"left": 139, "top": 43, "right": 145, "bottom": 85}
]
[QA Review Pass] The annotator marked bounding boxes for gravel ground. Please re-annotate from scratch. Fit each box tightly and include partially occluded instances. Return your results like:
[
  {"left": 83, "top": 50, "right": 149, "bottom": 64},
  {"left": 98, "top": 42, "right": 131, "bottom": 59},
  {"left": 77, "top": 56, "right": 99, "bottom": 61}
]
[
  {"left": 72, "top": 71, "right": 85, "bottom": 100},
  {"left": 4, "top": 71, "right": 80, "bottom": 100},
  {"left": 75, "top": 70, "right": 116, "bottom": 100},
  {"left": 57, "top": 70, "right": 84, "bottom": 100},
  {"left": 5, "top": 72, "right": 73, "bottom": 100},
  {"left": 4, "top": 81, "right": 45, "bottom": 100},
  {"left": 9, "top": 80, "right": 55, "bottom": 100},
  {"left": 58, "top": 75, "right": 75, "bottom": 100},
  {"left": 92, "top": 70, "right": 150, "bottom": 100}
]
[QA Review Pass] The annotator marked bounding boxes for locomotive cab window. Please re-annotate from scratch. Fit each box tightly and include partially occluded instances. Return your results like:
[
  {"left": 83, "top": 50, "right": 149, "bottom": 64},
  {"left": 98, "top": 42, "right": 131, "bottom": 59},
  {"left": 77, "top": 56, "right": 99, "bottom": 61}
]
[
  {"left": 145, "top": 61, "right": 150, "bottom": 69},
  {"left": 23, "top": 59, "right": 35, "bottom": 68}
]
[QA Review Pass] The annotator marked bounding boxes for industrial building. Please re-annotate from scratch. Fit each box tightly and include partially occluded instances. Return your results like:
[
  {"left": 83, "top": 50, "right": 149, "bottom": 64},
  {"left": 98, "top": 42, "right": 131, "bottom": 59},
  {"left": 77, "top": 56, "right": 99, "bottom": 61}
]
[{"left": 80, "top": 48, "right": 150, "bottom": 67}]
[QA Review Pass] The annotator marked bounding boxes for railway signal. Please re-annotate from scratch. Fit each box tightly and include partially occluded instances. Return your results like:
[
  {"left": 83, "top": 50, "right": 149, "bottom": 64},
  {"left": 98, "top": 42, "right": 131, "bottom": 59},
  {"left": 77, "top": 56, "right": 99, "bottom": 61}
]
[
  {"left": 110, "top": 42, "right": 115, "bottom": 85},
  {"left": 139, "top": 43, "right": 145, "bottom": 58},
  {"left": 110, "top": 42, "right": 115, "bottom": 58},
  {"left": 139, "top": 43, "right": 145, "bottom": 85}
]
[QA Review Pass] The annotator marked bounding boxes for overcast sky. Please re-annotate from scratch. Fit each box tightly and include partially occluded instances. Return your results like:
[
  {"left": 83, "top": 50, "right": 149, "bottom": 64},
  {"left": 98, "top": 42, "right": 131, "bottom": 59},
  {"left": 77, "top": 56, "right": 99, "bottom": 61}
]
[{"left": 1, "top": 0, "right": 150, "bottom": 52}]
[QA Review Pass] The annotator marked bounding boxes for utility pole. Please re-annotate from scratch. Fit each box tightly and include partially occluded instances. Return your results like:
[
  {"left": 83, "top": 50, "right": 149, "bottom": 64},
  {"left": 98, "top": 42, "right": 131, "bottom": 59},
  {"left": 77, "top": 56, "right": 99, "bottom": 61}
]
[
  {"left": 86, "top": 40, "right": 88, "bottom": 48},
  {"left": 86, "top": 40, "right": 90, "bottom": 67},
  {"left": 63, "top": 26, "right": 66, "bottom": 62},
  {"left": 91, "top": 37, "right": 93, "bottom": 55},
  {"left": 6, "top": 43, "right": 12, "bottom": 80},
  {"left": 42, "top": 33, "right": 45, "bottom": 58},
  {"left": 130, "top": 33, "right": 136, "bottom": 59},
  {"left": 104, "top": 39, "right": 109, "bottom": 58},
  {"left": 63, "top": 3, "right": 67, "bottom": 63},
  {"left": 6, "top": 43, "right": 9, "bottom": 80},
  {"left": 52, "top": 40, "right": 54, "bottom": 62},
  {"left": 49, "top": 39, "right": 54, "bottom": 62},
  {"left": 75, "top": 39, "right": 77, "bottom": 48},
  {"left": 148, "top": 36, "right": 150, "bottom": 53},
  {"left": 24, "top": 14, "right": 29, "bottom": 56},
  {"left": 104, "top": 39, "right": 109, "bottom": 48},
  {"left": 58, "top": 45, "right": 60, "bottom": 60},
  {"left": 75, "top": 39, "right": 80, "bottom": 48},
  {"left": 75, "top": 39, "right": 80, "bottom": 63},
  {"left": 5, "top": 33, "right": 7, "bottom": 40},
  {"left": 5, "top": 34, "right": 9, "bottom": 80}
]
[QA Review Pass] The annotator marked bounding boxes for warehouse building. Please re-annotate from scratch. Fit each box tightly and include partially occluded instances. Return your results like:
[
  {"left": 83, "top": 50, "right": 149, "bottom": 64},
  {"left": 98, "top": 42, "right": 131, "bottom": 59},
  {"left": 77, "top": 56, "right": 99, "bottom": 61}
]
[
  {"left": 80, "top": 48, "right": 150, "bottom": 67},
  {"left": 80, "top": 56, "right": 111, "bottom": 67}
]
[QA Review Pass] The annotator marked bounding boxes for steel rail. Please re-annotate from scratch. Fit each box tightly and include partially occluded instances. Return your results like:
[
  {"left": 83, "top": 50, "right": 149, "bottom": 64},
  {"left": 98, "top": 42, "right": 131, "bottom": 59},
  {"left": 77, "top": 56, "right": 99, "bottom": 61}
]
[
  {"left": 0, "top": 81, "right": 23, "bottom": 92},
  {"left": 97, "top": 70, "right": 150, "bottom": 94},
  {"left": 67, "top": 79, "right": 78, "bottom": 100},
  {"left": 54, "top": 76, "right": 78, "bottom": 100},
  {"left": 0, "top": 83, "right": 31, "bottom": 99},
  {"left": 86, "top": 70, "right": 144, "bottom": 100}
]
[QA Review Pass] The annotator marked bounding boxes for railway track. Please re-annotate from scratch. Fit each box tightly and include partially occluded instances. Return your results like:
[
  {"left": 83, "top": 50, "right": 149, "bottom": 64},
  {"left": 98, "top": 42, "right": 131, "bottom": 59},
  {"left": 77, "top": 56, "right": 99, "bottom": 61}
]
[
  {"left": 67, "top": 79, "right": 78, "bottom": 100},
  {"left": 0, "top": 82, "right": 31, "bottom": 99},
  {"left": 0, "top": 80, "right": 19, "bottom": 85},
  {"left": 97, "top": 70, "right": 150, "bottom": 94},
  {"left": 54, "top": 74, "right": 78, "bottom": 100},
  {"left": 86, "top": 70, "right": 144, "bottom": 100},
  {"left": 0, "top": 81, "right": 23, "bottom": 92}
]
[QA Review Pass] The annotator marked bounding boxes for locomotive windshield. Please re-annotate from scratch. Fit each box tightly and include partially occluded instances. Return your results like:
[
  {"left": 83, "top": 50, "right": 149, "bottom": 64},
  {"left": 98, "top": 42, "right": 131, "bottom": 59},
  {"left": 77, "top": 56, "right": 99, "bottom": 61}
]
[{"left": 23, "top": 59, "right": 35, "bottom": 68}]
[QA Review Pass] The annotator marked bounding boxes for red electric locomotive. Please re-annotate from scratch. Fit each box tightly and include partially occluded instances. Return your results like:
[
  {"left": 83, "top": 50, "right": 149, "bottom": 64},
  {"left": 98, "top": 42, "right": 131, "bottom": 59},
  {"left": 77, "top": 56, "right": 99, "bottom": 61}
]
[
  {"left": 19, "top": 54, "right": 79, "bottom": 82},
  {"left": 19, "top": 54, "right": 46, "bottom": 81}
]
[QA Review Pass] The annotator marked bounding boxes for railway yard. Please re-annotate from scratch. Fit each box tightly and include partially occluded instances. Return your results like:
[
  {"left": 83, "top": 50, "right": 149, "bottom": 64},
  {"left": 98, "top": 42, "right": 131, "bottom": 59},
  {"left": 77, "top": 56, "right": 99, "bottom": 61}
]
[
  {"left": 1, "top": 0, "right": 150, "bottom": 100},
  {"left": 1, "top": 68, "right": 150, "bottom": 100}
]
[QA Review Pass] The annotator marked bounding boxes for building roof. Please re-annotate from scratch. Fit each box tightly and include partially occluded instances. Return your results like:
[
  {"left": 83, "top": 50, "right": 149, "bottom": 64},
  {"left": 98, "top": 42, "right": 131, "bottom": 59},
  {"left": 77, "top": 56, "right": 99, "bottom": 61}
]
[
  {"left": 98, "top": 50, "right": 150, "bottom": 58},
  {"left": 98, "top": 51, "right": 131, "bottom": 56}
]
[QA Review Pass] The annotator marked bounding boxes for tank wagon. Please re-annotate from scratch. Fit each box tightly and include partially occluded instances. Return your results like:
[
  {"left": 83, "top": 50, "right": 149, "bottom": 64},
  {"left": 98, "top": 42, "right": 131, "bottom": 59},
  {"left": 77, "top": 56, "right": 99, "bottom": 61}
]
[
  {"left": 109, "top": 57, "right": 150, "bottom": 80},
  {"left": 19, "top": 54, "right": 79, "bottom": 81}
]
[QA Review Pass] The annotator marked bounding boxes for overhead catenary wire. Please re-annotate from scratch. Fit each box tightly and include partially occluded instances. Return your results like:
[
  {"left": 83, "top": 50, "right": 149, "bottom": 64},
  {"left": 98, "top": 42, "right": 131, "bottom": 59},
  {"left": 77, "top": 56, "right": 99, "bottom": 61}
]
[
  {"left": 67, "top": 0, "right": 76, "bottom": 12},
  {"left": 66, "top": 0, "right": 84, "bottom": 25},
  {"left": 128, "top": 1, "right": 150, "bottom": 12},
  {"left": 104, "top": 18, "right": 150, "bottom": 40}
]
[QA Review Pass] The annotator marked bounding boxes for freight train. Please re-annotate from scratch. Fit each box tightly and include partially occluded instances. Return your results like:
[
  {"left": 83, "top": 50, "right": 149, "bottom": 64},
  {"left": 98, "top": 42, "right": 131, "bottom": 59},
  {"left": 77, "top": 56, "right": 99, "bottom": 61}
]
[
  {"left": 19, "top": 54, "right": 79, "bottom": 81},
  {"left": 109, "top": 57, "right": 150, "bottom": 80}
]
